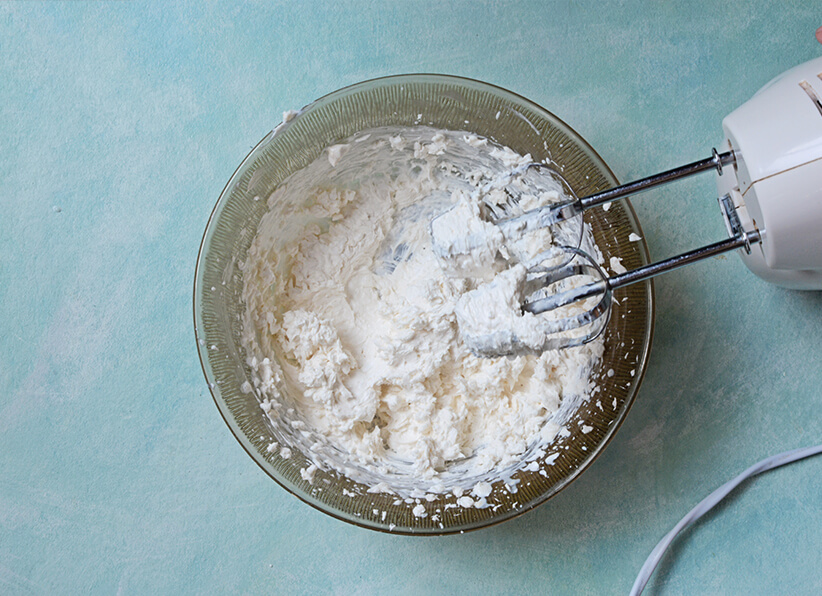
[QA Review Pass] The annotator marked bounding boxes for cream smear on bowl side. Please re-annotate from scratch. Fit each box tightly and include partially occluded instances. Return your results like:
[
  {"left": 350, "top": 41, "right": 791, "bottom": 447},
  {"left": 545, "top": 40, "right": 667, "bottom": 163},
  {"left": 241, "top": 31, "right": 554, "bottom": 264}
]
[{"left": 240, "top": 126, "right": 605, "bottom": 514}]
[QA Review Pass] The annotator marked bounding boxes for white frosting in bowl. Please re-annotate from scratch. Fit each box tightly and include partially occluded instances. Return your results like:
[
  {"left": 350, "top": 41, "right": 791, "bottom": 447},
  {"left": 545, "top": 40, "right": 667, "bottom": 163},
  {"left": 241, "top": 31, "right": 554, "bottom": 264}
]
[{"left": 240, "top": 126, "right": 604, "bottom": 503}]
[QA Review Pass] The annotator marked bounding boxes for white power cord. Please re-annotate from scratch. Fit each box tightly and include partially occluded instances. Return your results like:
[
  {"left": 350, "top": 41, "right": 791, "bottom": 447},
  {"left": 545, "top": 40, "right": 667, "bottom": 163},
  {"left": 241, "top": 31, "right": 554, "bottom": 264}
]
[{"left": 631, "top": 443, "right": 822, "bottom": 595}]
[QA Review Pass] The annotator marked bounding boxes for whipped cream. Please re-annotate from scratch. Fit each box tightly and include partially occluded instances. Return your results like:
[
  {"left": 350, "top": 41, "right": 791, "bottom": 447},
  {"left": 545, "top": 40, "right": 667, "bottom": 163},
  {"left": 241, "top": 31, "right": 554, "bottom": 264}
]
[{"left": 240, "top": 126, "right": 604, "bottom": 505}]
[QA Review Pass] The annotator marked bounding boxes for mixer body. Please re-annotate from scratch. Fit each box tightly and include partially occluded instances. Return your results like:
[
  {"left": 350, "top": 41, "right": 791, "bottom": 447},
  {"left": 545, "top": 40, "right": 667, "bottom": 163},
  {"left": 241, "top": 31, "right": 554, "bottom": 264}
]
[{"left": 718, "top": 55, "right": 822, "bottom": 289}]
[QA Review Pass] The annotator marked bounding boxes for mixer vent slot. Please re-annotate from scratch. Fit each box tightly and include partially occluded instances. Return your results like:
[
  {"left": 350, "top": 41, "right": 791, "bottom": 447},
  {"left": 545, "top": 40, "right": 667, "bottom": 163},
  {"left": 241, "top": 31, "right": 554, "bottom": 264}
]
[{"left": 799, "top": 80, "right": 822, "bottom": 116}]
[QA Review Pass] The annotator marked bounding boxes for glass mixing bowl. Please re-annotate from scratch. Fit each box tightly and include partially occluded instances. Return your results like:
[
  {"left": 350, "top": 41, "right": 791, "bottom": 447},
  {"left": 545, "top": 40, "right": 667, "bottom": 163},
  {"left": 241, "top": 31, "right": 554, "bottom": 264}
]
[{"left": 193, "top": 74, "right": 654, "bottom": 535}]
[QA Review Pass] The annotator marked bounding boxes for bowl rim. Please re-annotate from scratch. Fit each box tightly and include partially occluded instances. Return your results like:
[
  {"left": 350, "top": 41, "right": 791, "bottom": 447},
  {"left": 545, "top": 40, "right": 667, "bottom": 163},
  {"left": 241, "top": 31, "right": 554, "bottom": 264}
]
[{"left": 193, "top": 72, "right": 655, "bottom": 535}]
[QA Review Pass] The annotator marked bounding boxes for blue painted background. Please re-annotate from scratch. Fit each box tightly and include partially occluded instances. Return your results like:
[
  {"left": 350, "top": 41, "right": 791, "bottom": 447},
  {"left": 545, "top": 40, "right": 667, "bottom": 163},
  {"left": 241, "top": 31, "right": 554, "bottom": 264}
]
[{"left": 2, "top": 2, "right": 821, "bottom": 594}]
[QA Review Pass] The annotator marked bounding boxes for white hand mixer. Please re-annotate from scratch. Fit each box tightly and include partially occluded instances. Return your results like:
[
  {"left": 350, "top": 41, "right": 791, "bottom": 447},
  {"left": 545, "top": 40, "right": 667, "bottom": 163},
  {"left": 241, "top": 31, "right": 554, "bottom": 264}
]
[{"left": 465, "top": 56, "right": 822, "bottom": 357}]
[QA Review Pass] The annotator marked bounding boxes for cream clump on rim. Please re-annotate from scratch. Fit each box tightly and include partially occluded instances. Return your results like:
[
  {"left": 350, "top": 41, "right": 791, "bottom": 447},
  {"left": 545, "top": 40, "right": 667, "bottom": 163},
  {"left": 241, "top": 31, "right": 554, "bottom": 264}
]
[{"left": 239, "top": 126, "right": 604, "bottom": 512}]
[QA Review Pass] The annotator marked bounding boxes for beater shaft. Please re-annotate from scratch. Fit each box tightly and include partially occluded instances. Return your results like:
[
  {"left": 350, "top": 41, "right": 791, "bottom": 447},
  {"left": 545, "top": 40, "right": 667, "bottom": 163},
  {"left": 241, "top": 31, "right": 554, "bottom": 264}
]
[
  {"left": 524, "top": 193, "right": 761, "bottom": 316},
  {"left": 579, "top": 148, "right": 735, "bottom": 210},
  {"left": 496, "top": 149, "right": 736, "bottom": 235}
]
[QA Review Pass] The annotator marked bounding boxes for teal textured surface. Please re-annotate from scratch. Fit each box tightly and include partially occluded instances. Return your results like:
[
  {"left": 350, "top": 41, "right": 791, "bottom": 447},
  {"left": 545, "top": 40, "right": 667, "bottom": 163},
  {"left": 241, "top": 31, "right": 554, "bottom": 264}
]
[{"left": 1, "top": 2, "right": 821, "bottom": 594}]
